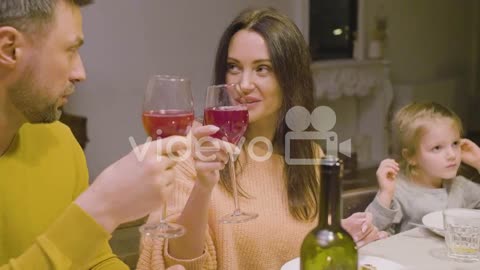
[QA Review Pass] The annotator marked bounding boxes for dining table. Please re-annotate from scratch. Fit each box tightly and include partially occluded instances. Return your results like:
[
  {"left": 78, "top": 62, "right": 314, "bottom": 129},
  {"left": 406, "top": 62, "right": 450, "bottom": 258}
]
[{"left": 359, "top": 227, "right": 480, "bottom": 270}]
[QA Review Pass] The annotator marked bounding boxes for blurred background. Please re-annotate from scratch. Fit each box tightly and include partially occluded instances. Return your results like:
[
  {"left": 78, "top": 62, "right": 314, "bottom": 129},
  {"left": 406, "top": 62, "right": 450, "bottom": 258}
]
[{"left": 64, "top": 0, "right": 479, "bottom": 180}]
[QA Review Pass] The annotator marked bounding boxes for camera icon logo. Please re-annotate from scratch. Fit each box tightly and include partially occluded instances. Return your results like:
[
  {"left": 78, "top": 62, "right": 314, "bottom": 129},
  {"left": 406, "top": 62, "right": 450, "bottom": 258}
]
[{"left": 285, "top": 106, "right": 351, "bottom": 165}]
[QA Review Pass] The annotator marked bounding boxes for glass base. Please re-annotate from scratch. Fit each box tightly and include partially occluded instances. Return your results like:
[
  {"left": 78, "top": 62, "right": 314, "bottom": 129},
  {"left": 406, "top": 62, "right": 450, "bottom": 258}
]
[
  {"left": 139, "top": 222, "right": 186, "bottom": 239},
  {"left": 447, "top": 252, "right": 480, "bottom": 263},
  {"left": 220, "top": 209, "right": 258, "bottom": 224}
]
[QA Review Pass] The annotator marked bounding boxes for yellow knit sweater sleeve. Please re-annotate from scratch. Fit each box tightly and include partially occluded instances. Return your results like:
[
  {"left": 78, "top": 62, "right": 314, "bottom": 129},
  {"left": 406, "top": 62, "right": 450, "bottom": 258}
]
[
  {"left": 68, "top": 126, "right": 129, "bottom": 270},
  {"left": 0, "top": 122, "right": 128, "bottom": 270},
  {"left": 0, "top": 204, "right": 120, "bottom": 270}
]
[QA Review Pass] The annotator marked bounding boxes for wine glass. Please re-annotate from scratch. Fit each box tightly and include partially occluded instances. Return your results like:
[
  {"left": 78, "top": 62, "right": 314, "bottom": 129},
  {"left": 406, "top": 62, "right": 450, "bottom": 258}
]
[
  {"left": 204, "top": 83, "right": 258, "bottom": 224},
  {"left": 139, "top": 74, "right": 193, "bottom": 238}
]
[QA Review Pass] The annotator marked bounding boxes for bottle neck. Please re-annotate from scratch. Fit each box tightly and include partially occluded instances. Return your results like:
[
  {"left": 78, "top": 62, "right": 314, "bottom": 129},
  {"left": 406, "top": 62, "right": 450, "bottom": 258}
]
[{"left": 317, "top": 165, "right": 342, "bottom": 229}]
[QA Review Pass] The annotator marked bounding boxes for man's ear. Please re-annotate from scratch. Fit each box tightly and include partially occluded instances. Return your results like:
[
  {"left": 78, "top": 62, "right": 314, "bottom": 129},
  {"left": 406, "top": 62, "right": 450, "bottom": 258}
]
[{"left": 0, "top": 26, "right": 24, "bottom": 68}]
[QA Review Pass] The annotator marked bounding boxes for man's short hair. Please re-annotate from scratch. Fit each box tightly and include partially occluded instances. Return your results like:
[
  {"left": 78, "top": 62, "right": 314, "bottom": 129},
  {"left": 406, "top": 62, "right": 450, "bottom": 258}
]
[{"left": 0, "top": 0, "right": 93, "bottom": 37}]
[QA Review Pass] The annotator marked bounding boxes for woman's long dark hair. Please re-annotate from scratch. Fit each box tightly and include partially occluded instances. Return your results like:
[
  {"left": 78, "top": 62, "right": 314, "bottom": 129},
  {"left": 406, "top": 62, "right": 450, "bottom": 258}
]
[{"left": 213, "top": 8, "right": 318, "bottom": 221}]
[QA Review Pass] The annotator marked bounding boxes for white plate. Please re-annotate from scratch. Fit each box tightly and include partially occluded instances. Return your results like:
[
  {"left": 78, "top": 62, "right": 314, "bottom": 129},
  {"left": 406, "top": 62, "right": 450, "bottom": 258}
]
[
  {"left": 281, "top": 255, "right": 405, "bottom": 270},
  {"left": 422, "top": 210, "right": 445, "bottom": 237},
  {"left": 280, "top": 257, "right": 299, "bottom": 270}
]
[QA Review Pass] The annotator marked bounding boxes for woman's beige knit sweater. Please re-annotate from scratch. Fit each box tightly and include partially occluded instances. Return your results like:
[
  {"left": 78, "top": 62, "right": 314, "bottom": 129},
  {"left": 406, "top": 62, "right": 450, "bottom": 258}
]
[{"left": 137, "top": 153, "right": 316, "bottom": 270}]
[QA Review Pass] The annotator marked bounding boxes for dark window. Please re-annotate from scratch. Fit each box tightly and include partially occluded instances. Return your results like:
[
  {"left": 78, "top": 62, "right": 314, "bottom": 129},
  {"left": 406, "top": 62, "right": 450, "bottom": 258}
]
[{"left": 309, "top": 0, "right": 357, "bottom": 60}]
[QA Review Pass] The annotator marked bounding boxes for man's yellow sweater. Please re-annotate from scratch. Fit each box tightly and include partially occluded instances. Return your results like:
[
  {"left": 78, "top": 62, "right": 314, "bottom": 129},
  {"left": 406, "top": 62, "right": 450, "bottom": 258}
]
[{"left": 0, "top": 122, "right": 128, "bottom": 269}]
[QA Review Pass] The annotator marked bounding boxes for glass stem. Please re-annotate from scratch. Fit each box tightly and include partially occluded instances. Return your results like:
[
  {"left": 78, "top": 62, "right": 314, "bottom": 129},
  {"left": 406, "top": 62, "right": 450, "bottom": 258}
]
[
  {"left": 229, "top": 153, "right": 241, "bottom": 215},
  {"left": 159, "top": 203, "right": 167, "bottom": 224}
]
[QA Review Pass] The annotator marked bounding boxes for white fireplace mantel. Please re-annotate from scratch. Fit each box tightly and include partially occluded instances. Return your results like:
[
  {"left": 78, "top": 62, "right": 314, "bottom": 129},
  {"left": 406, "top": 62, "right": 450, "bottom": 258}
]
[
  {"left": 311, "top": 60, "right": 394, "bottom": 169},
  {"left": 312, "top": 59, "right": 392, "bottom": 100}
]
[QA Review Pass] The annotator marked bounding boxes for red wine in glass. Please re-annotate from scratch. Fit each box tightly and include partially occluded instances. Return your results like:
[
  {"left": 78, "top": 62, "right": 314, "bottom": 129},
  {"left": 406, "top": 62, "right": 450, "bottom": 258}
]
[
  {"left": 142, "top": 110, "right": 194, "bottom": 139},
  {"left": 203, "top": 106, "right": 248, "bottom": 144},
  {"left": 139, "top": 74, "right": 192, "bottom": 239},
  {"left": 204, "top": 83, "right": 258, "bottom": 224}
]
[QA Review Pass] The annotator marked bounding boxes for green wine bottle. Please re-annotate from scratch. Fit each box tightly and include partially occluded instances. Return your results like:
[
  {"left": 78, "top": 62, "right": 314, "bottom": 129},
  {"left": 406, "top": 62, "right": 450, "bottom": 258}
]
[{"left": 300, "top": 155, "right": 357, "bottom": 270}]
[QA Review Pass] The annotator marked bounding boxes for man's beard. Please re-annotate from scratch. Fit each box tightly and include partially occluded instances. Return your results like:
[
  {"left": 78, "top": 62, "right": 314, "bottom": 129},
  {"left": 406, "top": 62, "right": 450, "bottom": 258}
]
[{"left": 8, "top": 69, "right": 71, "bottom": 123}]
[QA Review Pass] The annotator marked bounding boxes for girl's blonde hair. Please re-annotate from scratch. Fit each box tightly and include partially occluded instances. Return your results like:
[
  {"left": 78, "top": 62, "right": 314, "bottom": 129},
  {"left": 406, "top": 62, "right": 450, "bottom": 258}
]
[{"left": 393, "top": 102, "right": 463, "bottom": 177}]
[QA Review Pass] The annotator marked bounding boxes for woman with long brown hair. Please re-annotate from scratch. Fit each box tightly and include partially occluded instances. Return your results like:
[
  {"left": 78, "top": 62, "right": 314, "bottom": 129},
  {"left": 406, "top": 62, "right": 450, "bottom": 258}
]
[{"left": 138, "top": 8, "right": 385, "bottom": 270}]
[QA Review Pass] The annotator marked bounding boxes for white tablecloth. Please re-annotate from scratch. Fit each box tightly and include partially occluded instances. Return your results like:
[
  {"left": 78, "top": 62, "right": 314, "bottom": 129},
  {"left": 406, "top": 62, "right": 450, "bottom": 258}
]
[{"left": 359, "top": 227, "right": 480, "bottom": 270}]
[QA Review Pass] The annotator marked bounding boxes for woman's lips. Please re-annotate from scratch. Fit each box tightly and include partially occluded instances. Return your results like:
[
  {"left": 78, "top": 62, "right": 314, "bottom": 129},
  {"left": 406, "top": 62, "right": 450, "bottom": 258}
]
[
  {"left": 244, "top": 101, "right": 260, "bottom": 108},
  {"left": 243, "top": 96, "right": 261, "bottom": 103},
  {"left": 236, "top": 96, "right": 261, "bottom": 104}
]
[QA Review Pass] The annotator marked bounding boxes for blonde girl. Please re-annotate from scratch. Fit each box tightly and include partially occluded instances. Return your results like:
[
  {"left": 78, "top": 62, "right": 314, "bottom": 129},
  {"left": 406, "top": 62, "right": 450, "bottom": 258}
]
[{"left": 367, "top": 102, "right": 480, "bottom": 234}]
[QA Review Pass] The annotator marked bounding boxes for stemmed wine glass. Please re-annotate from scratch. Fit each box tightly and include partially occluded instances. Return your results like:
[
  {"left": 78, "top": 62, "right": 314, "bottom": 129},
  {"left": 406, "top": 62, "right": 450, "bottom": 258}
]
[
  {"left": 139, "top": 74, "right": 194, "bottom": 238},
  {"left": 204, "top": 83, "right": 258, "bottom": 223}
]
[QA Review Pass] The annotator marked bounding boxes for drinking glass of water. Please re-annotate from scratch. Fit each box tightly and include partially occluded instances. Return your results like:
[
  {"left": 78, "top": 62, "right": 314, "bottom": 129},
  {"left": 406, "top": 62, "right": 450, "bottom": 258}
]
[{"left": 443, "top": 208, "right": 480, "bottom": 262}]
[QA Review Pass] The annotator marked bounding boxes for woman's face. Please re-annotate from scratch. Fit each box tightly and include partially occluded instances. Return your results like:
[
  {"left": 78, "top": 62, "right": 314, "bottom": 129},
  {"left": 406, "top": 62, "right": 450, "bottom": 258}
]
[{"left": 225, "top": 29, "right": 283, "bottom": 125}]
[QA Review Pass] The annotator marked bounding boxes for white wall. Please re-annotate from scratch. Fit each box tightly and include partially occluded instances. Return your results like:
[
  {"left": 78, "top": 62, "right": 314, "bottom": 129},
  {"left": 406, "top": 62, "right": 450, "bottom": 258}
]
[{"left": 65, "top": 0, "right": 292, "bottom": 180}]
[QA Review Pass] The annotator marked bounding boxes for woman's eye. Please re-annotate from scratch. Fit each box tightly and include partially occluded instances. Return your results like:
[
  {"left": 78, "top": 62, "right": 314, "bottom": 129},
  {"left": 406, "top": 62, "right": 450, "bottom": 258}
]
[
  {"left": 256, "top": 65, "right": 271, "bottom": 74},
  {"left": 227, "top": 63, "right": 240, "bottom": 74}
]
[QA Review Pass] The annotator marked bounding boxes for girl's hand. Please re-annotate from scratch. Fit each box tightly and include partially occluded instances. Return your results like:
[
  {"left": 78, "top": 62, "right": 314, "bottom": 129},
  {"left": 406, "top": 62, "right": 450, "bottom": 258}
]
[
  {"left": 460, "top": 138, "right": 480, "bottom": 170},
  {"left": 376, "top": 159, "right": 399, "bottom": 208},
  {"left": 376, "top": 159, "right": 399, "bottom": 195}
]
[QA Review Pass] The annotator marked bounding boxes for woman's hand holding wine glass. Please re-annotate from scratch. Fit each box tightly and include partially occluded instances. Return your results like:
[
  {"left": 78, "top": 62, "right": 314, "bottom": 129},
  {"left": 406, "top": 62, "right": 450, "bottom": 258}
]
[
  {"left": 192, "top": 125, "right": 238, "bottom": 189},
  {"left": 203, "top": 83, "right": 258, "bottom": 224}
]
